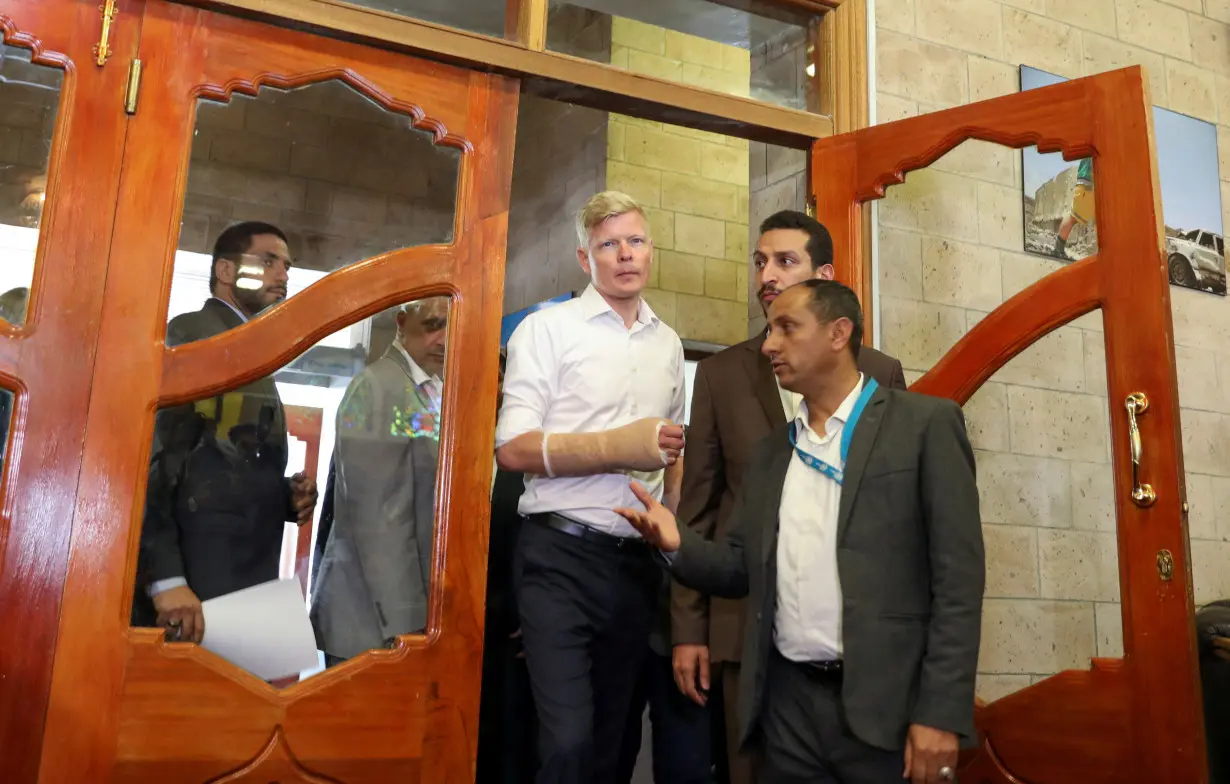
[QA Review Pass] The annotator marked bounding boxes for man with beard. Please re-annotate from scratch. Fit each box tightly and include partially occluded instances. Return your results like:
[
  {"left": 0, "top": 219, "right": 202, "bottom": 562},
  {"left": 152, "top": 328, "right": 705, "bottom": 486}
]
[
  {"left": 671, "top": 211, "right": 906, "bottom": 784},
  {"left": 311, "top": 296, "right": 448, "bottom": 665},
  {"left": 134, "top": 222, "right": 318, "bottom": 643}
]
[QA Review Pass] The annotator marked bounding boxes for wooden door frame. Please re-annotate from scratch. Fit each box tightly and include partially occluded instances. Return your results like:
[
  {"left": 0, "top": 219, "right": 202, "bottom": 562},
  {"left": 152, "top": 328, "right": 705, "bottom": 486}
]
[
  {"left": 0, "top": 2, "right": 144, "bottom": 782},
  {"left": 814, "top": 66, "right": 1204, "bottom": 782},
  {"left": 35, "top": 2, "right": 517, "bottom": 781}
]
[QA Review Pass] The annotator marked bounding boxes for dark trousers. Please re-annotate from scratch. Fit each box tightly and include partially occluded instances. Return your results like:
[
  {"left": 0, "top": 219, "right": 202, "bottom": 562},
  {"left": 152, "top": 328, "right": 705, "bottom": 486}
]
[
  {"left": 617, "top": 651, "right": 714, "bottom": 784},
  {"left": 759, "top": 650, "right": 901, "bottom": 784},
  {"left": 515, "top": 519, "right": 661, "bottom": 784}
]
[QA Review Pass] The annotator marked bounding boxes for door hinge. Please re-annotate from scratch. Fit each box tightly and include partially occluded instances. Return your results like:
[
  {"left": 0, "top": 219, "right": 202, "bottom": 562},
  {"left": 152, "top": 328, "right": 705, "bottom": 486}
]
[{"left": 124, "top": 59, "right": 143, "bottom": 115}]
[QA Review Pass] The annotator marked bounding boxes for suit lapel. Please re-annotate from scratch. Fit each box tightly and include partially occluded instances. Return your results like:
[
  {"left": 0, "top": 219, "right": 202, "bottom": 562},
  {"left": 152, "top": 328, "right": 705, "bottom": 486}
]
[
  {"left": 744, "top": 332, "right": 786, "bottom": 428},
  {"left": 760, "top": 439, "right": 793, "bottom": 564},
  {"left": 837, "top": 388, "right": 889, "bottom": 542}
]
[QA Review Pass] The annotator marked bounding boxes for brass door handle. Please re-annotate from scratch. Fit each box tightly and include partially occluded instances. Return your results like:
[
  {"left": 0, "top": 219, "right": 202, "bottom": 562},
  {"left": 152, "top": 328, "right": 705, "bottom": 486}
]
[{"left": 1125, "top": 392, "right": 1156, "bottom": 507}]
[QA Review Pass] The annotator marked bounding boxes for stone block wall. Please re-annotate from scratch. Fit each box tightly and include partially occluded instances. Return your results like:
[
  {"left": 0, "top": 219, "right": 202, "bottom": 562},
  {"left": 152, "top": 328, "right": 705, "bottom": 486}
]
[{"left": 874, "top": 0, "right": 1230, "bottom": 702}]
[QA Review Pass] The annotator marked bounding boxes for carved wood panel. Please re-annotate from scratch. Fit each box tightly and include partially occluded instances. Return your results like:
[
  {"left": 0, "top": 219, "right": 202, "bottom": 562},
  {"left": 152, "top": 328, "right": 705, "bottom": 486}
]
[
  {"left": 813, "top": 67, "right": 1205, "bottom": 783},
  {"left": 29, "top": 2, "right": 519, "bottom": 781}
]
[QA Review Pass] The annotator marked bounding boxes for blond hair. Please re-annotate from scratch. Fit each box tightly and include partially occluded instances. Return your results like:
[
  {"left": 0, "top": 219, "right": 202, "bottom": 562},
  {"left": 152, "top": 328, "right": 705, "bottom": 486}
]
[{"left": 575, "top": 190, "right": 648, "bottom": 247}]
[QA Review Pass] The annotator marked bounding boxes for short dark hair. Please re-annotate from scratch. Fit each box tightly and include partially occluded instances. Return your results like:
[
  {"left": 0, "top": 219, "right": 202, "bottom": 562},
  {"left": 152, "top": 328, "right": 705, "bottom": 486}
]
[
  {"left": 796, "top": 278, "right": 862, "bottom": 360},
  {"left": 758, "top": 210, "right": 834, "bottom": 270},
  {"left": 209, "top": 221, "right": 289, "bottom": 293}
]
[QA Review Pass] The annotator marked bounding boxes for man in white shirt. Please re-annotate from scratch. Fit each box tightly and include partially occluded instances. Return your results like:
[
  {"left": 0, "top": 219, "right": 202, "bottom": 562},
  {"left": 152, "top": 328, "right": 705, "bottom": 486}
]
[
  {"left": 496, "top": 191, "right": 687, "bottom": 784},
  {"left": 615, "top": 280, "right": 985, "bottom": 784},
  {"left": 311, "top": 296, "right": 448, "bottom": 665}
]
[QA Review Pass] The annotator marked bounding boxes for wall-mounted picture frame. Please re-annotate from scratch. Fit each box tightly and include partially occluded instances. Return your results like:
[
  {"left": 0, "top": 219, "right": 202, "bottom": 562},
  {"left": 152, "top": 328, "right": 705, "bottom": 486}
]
[{"left": 1020, "top": 65, "right": 1227, "bottom": 297}]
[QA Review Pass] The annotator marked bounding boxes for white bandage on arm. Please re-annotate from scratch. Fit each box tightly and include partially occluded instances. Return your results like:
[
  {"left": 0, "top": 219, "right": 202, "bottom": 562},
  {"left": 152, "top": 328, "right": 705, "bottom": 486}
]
[
  {"left": 541, "top": 432, "right": 556, "bottom": 478},
  {"left": 539, "top": 418, "right": 670, "bottom": 477}
]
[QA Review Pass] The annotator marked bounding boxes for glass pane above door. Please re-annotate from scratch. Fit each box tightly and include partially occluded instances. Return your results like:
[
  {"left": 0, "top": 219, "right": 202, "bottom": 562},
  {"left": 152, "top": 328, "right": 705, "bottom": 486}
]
[{"left": 342, "top": 0, "right": 510, "bottom": 39}]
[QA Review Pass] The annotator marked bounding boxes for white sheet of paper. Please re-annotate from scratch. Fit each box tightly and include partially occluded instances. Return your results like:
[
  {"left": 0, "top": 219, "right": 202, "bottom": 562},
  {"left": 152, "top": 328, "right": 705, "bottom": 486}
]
[{"left": 200, "top": 579, "right": 319, "bottom": 681}]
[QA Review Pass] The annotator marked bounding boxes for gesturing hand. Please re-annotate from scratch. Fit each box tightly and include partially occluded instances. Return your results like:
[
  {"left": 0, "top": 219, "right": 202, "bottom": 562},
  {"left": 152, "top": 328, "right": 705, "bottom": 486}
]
[
  {"left": 1214, "top": 636, "right": 1230, "bottom": 662},
  {"left": 290, "top": 472, "right": 318, "bottom": 525},
  {"left": 658, "top": 423, "right": 685, "bottom": 466},
  {"left": 152, "top": 584, "right": 205, "bottom": 644},
  {"left": 614, "top": 481, "right": 682, "bottom": 552},
  {"left": 903, "top": 724, "right": 959, "bottom": 784}
]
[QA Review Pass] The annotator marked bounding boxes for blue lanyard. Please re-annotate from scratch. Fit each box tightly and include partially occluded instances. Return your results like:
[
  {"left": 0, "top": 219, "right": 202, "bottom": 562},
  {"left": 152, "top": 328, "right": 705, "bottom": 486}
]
[{"left": 787, "top": 378, "right": 879, "bottom": 485}]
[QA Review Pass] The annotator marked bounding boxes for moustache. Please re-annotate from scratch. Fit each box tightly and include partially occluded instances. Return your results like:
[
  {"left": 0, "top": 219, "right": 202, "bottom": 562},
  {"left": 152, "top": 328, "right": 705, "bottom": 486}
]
[{"left": 758, "top": 285, "right": 780, "bottom": 300}]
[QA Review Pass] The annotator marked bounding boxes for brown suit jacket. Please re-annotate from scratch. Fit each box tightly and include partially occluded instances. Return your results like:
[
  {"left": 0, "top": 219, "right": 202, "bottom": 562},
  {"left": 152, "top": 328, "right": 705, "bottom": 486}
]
[{"left": 671, "top": 333, "right": 907, "bottom": 661}]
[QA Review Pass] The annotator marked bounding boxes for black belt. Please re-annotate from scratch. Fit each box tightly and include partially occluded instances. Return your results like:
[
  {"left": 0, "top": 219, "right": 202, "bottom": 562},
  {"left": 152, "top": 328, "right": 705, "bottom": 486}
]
[
  {"left": 776, "top": 648, "right": 843, "bottom": 677},
  {"left": 528, "top": 513, "right": 651, "bottom": 555}
]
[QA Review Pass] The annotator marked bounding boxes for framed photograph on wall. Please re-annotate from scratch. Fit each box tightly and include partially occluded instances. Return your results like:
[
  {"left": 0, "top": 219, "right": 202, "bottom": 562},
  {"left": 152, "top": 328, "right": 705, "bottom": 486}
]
[{"left": 1020, "top": 65, "right": 1227, "bottom": 297}]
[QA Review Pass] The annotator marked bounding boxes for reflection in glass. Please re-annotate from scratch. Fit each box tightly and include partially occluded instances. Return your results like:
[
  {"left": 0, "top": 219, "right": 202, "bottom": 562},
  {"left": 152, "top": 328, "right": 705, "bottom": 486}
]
[
  {"left": 546, "top": 0, "right": 820, "bottom": 112},
  {"left": 169, "top": 79, "right": 461, "bottom": 341},
  {"left": 133, "top": 285, "right": 453, "bottom": 684},
  {"left": 344, "top": 0, "right": 508, "bottom": 39},
  {"left": 0, "top": 45, "right": 64, "bottom": 326}
]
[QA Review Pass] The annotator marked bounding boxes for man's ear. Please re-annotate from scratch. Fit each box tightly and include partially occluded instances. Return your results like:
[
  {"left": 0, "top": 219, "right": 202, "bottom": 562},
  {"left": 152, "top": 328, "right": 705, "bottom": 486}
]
[
  {"left": 214, "top": 258, "right": 237, "bottom": 286},
  {"left": 576, "top": 246, "right": 591, "bottom": 276},
  {"left": 830, "top": 316, "right": 854, "bottom": 350},
  {"left": 816, "top": 264, "right": 836, "bottom": 281}
]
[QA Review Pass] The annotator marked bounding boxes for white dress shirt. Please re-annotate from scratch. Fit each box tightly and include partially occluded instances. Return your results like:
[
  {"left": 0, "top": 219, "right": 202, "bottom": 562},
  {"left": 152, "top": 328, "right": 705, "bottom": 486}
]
[
  {"left": 391, "top": 340, "right": 443, "bottom": 405},
  {"left": 774, "top": 374, "right": 864, "bottom": 662},
  {"left": 495, "top": 285, "right": 686, "bottom": 537}
]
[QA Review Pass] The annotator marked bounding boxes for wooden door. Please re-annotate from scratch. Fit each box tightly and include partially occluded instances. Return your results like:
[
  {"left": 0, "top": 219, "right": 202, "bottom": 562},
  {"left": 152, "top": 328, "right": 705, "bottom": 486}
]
[
  {"left": 814, "top": 67, "right": 1204, "bottom": 783},
  {"left": 0, "top": 2, "right": 140, "bottom": 782},
  {"left": 31, "top": 1, "right": 518, "bottom": 781}
]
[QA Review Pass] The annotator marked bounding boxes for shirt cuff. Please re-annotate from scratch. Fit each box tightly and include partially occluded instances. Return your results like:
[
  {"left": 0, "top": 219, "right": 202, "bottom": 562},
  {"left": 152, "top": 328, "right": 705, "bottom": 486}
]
[{"left": 148, "top": 577, "right": 188, "bottom": 597}]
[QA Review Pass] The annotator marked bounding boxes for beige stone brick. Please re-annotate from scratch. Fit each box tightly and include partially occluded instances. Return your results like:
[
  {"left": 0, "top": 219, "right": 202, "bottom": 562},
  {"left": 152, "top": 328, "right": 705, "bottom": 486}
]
[
  {"left": 725, "top": 222, "right": 749, "bottom": 264},
  {"left": 1095, "top": 602, "right": 1124, "bottom": 657},
  {"left": 723, "top": 47, "right": 751, "bottom": 76},
  {"left": 187, "top": 162, "right": 250, "bottom": 200},
  {"left": 1190, "top": 539, "right": 1230, "bottom": 604},
  {"left": 647, "top": 256, "right": 661, "bottom": 288},
  {"left": 1003, "top": 9, "right": 1083, "bottom": 79},
  {"left": 658, "top": 250, "right": 706, "bottom": 295},
  {"left": 1083, "top": 330, "right": 1108, "bottom": 395},
  {"left": 916, "top": 0, "right": 1002, "bottom": 59},
  {"left": 978, "top": 182, "right": 1025, "bottom": 250},
  {"left": 1001, "top": 0, "right": 1045, "bottom": 10},
  {"left": 242, "top": 173, "right": 307, "bottom": 211},
  {"left": 1219, "top": 127, "right": 1230, "bottom": 181},
  {"left": 1008, "top": 386, "right": 1110, "bottom": 463},
  {"left": 1114, "top": 0, "right": 1191, "bottom": 61},
  {"left": 1191, "top": 17, "right": 1230, "bottom": 79},
  {"left": 626, "top": 50, "right": 683, "bottom": 82},
  {"left": 705, "top": 258, "right": 739, "bottom": 300},
  {"left": 880, "top": 296, "right": 968, "bottom": 371},
  {"left": 700, "top": 143, "right": 750, "bottom": 186},
  {"left": 606, "top": 161, "right": 661, "bottom": 207},
  {"left": 736, "top": 187, "right": 750, "bottom": 224},
  {"left": 991, "top": 327, "right": 1087, "bottom": 393},
  {"left": 976, "top": 674, "right": 1032, "bottom": 702},
  {"left": 1000, "top": 250, "right": 1062, "bottom": 297},
  {"left": 879, "top": 168, "right": 980, "bottom": 242},
  {"left": 1176, "top": 343, "right": 1226, "bottom": 413},
  {"left": 610, "top": 46, "right": 630, "bottom": 70},
  {"left": 210, "top": 133, "right": 292, "bottom": 176},
  {"left": 876, "top": 0, "right": 915, "bottom": 35},
  {"left": 1160, "top": 0, "right": 1201, "bottom": 11},
  {"left": 964, "top": 382, "right": 1010, "bottom": 452},
  {"left": 983, "top": 524, "right": 1041, "bottom": 597},
  {"left": 611, "top": 17, "right": 667, "bottom": 56},
  {"left": 1220, "top": 353, "right": 1230, "bottom": 409},
  {"left": 878, "top": 29, "right": 969, "bottom": 107},
  {"left": 661, "top": 171, "right": 739, "bottom": 221},
  {"left": 1082, "top": 33, "right": 1169, "bottom": 105},
  {"left": 877, "top": 93, "right": 918, "bottom": 124},
  {"left": 736, "top": 262, "right": 749, "bottom": 304},
  {"left": 931, "top": 140, "right": 1016, "bottom": 186},
  {"left": 642, "top": 287, "right": 676, "bottom": 325},
  {"left": 675, "top": 293, "right": 746, "bottom": 345},
  {"left": 969, "top": 57, "right": 1019, "bottom": 104},
  {"left": 197, "top": 99, "right": 246, "bottom": 131},
  {"left": 681, "top": 63, "right": 750, "bottom": 97},
  {"left": 1038, "top": 530, "right": 1120, "bottom": 602},
  {"left": 921, "top": 237, "right": 1002, "bottom": 310},
  {"left": 765, "top": 146, "right": 806, "bottom": 188},
  {"left": 877, "top": 226, "right": 923, "bottom": 300},
  {"left": 1071, "top": 461, "right": 1115, "bottom": 532},
  {"left": 1212, "top": 476, "right": 1230, "bottom": 541},
  {"left": 624, "top": 124, "right": 701, "bottom": 175},
  {"left": 1164, "top": 59, "right": 1218, "bottom": 122},
  {"left": 607, "top": 121, "right": 625, "bottom": 162},
  {"left": 1172, "top": 263, "right": 1230, "bottom": 348},
  {"left": 1211, "top": 0, "right": 1230, "bottom": 24},
  {"left": 1046, "top": 0, "right": 1117, "bottom": 36},
  {"left": 978, "top": 599, "right": 1096, "bottom": 674},
  {"left": 1181, "top": 408, "right": 1230, "bottom": 477},
  {"left": 1186, "top": 472, "right": 1218, "bottom": 540},
  {"left": 661, "top": 124, "right": 728, "bottom": 147},
  {"left": 664, "top": 31, "right": 728, "bottom": 67},
  {"left": 673, "top": 213, "right": 726, "bottom": 258},
  {"left": 977, "top": 450, "right": 1073, "bottom": 527},
  {"left": 642, "top": 206, "right": 674, "bottom": 251}
]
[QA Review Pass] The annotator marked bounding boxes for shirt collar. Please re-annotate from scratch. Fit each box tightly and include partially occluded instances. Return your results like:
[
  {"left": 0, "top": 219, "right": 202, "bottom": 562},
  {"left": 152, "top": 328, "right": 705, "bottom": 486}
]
[
  {"left": 210, "top": 296, "right": 249, "bottom": 324},
  {"left": 577, "top": 283, "right": 658, "bottom": 327},
  {"left": 795, "top": 374, "right": 864, "bottom": 441},
  {"left": 391, "top": 341, "right": 439, "bottom": 388}
]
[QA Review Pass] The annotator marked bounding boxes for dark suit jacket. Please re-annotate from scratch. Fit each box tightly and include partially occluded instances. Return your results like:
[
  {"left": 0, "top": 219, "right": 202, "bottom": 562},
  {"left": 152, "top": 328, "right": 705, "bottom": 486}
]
[
  {"left": 134, "top": 298, "right": 295, "bottom": 624},
  {"left": 668, "top": 386, "right": 984, "bottom": 753},
  {"left": 672, "top": 334, "right": 906, "bottom": 660}
]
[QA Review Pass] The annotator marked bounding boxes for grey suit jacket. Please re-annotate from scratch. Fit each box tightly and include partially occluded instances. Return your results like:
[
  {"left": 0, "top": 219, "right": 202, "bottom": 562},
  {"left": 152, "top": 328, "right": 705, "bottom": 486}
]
[
  {"left": 668, "top": 386, "right": 984, "bottom": 753},
  {"left": 310, "top": 347, "right": 439, "bottom": 659}
]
